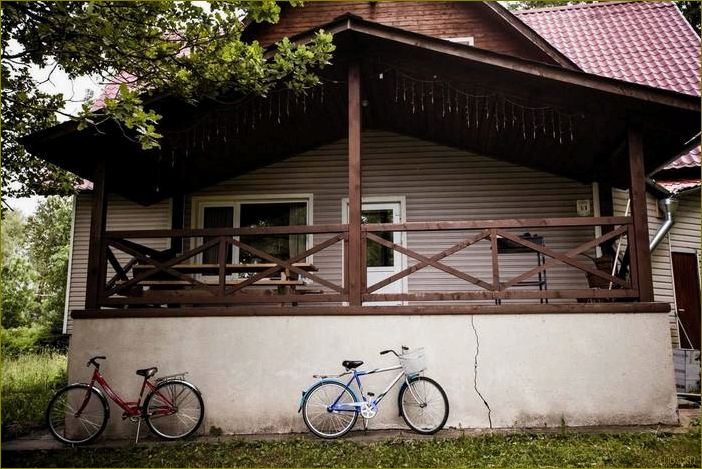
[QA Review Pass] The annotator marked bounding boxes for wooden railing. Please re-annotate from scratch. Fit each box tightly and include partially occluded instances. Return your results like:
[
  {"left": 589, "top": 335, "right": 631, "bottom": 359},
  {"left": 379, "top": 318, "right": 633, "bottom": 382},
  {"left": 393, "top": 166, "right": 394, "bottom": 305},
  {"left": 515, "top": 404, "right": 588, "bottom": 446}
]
[
  {"left": 95, "top": 216, "right": 637, "bottom": 308},
  {"left": 360, "top": 216, "right": 636, "bottom": 303},
  {"left": 100, "top": 225, "right": 349, "bottom": 306}
]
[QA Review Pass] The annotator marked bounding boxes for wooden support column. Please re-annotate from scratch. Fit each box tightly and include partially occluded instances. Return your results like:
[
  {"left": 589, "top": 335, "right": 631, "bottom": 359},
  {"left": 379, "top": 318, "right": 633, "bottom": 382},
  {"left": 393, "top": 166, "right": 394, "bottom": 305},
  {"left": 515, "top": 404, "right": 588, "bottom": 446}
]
[
  {"left": 85, "top": 159, "right": 108, "bottom": 309},
  {"left": 347, "top": 62, "right": 362, "bottom": 306},
  {"left": 627, "top": 126, "right": 654, "bottom": 302}
]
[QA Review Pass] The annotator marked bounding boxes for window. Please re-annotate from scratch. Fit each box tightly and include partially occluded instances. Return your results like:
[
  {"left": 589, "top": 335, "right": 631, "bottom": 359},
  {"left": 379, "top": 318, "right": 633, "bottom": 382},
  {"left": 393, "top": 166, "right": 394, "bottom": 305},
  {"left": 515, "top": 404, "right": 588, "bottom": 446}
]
[
  {"left": 239, "top": 202, "right": 307, "bottom": 263},
  {"left": 202, "top": 206, "right": 234, "bottom": 264},
  {"left": 444, "top": 36, "right": 475, "bottom": 47},
  {"left": 193, "top": 196, "right": 311, "bottom": 266},
  {"left": 362, "top": 209, "right": 394, "bottom": 267}
]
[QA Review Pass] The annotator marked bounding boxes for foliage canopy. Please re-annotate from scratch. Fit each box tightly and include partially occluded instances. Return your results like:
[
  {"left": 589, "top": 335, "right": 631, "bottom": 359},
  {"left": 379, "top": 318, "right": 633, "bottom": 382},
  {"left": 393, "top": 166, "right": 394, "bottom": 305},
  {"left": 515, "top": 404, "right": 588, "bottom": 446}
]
[{"left": 1, "top": 1, "right": 334, "bottom": 202}]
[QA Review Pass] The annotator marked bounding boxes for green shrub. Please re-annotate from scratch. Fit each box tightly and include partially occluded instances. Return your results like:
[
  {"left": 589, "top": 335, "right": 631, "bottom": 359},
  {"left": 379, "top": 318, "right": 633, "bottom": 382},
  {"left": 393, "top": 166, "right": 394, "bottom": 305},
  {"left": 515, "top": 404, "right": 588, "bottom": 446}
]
[
  {"left": 1, "top": 325, "right": 68, "bottom": 357},
  {"left": 1, "top": 351, "right": 67, "bottom": 439}
]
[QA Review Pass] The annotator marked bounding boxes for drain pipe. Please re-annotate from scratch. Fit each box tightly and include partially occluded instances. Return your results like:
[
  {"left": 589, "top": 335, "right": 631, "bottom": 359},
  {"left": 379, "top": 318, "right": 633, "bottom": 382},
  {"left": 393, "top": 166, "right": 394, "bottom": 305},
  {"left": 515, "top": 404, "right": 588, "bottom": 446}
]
[{"left": 650, "top": 197, "right": 678, "bottom": 252}]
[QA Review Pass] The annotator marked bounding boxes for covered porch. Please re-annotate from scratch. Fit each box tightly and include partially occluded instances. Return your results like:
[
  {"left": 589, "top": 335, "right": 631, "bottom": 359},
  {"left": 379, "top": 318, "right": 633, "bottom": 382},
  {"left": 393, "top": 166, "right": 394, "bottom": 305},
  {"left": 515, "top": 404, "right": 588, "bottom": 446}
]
[{"left": 25, "top": 16, "right": 700, "bottom": 318}]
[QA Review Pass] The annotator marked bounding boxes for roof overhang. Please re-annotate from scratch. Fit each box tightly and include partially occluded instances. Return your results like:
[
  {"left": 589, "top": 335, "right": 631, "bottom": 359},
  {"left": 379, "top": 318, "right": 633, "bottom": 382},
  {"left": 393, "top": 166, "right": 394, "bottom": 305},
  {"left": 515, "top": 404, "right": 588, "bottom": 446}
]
[{"left": 23, "top": 15, "right": 700, "bottom": 205}]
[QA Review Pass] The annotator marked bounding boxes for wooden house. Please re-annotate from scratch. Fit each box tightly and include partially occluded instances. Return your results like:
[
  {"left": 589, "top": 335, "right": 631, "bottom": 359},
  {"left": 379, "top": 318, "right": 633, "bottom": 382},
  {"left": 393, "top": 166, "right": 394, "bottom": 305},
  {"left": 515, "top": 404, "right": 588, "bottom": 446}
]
[{"left": 24, "top": 2, "right": 700, "bottom": 435}]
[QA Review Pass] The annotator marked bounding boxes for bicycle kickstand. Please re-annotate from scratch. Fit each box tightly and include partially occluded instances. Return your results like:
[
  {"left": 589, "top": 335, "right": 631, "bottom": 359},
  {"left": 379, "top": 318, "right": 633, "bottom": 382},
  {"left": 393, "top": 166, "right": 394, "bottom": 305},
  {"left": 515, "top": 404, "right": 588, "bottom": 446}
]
[{"left": 135, "top": 418, "right": 142, "bottom": 445}]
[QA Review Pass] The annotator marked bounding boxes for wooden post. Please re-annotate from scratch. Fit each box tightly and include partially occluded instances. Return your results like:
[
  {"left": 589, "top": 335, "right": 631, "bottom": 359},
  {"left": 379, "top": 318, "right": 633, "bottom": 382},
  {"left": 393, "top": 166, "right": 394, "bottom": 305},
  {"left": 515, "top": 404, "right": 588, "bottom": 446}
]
[
  {"left": 627, "top": 126, "right": 654, "bottom": 302},
  {"left": 347, "top": 62, "right": 362, "bottom": 306},
  {"left": 85, "top": 159, "right": 108, "bottom": 309}
]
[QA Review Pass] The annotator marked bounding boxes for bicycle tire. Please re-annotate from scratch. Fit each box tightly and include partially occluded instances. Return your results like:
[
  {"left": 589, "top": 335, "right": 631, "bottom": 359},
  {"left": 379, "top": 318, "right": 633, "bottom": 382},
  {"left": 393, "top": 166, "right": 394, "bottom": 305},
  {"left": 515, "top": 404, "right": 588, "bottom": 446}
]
[
  {"left": 46, "top": 383, "right": 110, "bottom": 445},
  {"left": 302, "top": 381, "right": 358, "bottom": 439},
  {"left": 398, "top": 376, "right": 449, "bottom": 435},
  {"left": 143, "top": 380, "right": 204, "bottom": 440}
]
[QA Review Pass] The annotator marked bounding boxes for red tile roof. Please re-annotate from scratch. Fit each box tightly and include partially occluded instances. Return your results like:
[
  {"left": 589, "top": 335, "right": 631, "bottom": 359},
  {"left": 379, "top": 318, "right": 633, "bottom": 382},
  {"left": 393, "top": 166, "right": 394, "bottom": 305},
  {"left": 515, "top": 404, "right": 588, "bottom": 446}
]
[
  {"left": 517, "top": 1, "right": 700, "bottom": 171},
  {"left": 664, "top": 146, "right": 701, "bottom": 169},
  {"left": 658, "top": 178, "right": 700, "bottom": 193},
  {"left": 516, "top": 1, "right": 701, "bottom": 96}
]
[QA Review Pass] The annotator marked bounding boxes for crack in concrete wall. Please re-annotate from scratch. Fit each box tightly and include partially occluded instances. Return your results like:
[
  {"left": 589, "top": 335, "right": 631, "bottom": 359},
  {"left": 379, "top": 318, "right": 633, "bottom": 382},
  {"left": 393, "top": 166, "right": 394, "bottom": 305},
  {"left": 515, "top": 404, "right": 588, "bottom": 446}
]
[{"left": 471, "top": 315, "right": 493, "bottom": 428}]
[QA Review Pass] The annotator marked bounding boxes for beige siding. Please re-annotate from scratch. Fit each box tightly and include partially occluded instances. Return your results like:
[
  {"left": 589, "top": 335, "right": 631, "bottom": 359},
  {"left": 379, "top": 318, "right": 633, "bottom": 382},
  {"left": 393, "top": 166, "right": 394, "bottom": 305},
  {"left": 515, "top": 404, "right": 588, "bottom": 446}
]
[
  {"left": 613, "top": 188, "right": 689, "bottom": 347},
  {"left": 65, "top": 195, "right": 170, "bottom": 333},
  {"left": 186, "top": 131, "right": 593, "bottom": 300},
  {"left": 669, "top": 192, "right": 701, "bottom": 253}
]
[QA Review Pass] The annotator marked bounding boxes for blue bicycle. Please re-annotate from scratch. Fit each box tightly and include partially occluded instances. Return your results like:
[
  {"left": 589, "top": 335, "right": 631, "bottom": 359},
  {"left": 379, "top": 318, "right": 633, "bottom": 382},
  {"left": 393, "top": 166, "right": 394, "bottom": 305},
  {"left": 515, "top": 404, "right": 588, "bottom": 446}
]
[{"left": 300, "top": 347, "right": 449, "bottom": 438}]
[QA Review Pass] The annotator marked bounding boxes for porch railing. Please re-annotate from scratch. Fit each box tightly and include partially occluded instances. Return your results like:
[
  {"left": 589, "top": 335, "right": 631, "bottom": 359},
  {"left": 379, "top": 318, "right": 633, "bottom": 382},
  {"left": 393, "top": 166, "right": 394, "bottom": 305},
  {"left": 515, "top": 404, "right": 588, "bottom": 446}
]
[{"left": 96, "top": 216, "right": 637, "bottom": 307}]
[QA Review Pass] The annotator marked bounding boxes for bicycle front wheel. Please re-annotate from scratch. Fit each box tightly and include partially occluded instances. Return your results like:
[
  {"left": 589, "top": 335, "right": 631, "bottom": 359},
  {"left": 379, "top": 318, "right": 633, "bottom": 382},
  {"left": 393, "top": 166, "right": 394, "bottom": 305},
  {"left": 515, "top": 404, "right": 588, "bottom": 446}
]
[
  {"left": 46, "top": 384, "right": 110, "bottom": 445},
  {"left": 143, "top": 380, "right": 204, "bottom": 440},
  {"left": 399, "top": 376, "right": 449, "bottom": 434},
  {"left": 302, "top": 381, "right": 358, "bottom": 439}
]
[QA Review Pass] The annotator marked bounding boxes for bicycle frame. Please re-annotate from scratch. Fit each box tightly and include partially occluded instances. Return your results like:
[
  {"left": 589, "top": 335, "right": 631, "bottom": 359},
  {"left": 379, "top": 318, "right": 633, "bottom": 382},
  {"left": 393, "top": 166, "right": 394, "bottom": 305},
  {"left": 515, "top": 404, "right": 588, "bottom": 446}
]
[
  {"left": 78, "top": 367, "right": 175, "bottom": 419},
  {"left": 329, "top": 365, "right": 411, "bottom": 413}
]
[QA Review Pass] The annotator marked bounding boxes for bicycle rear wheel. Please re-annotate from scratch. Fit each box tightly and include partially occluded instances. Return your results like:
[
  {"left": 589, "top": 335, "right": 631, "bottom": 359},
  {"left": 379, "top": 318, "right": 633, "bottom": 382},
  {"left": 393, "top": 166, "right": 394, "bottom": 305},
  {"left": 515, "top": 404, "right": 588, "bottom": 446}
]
[
  {"left": 302, "top": 381, "right": 358, "bottom": 439},
  {"left": 399, "top": 376, "right": 449, "bottom": 434},
  {"left": 46, "top": 384, "right": 110, "bottom": 445},
  {"left": 143, "top": 380, "right": 204, "bottom": 440}
]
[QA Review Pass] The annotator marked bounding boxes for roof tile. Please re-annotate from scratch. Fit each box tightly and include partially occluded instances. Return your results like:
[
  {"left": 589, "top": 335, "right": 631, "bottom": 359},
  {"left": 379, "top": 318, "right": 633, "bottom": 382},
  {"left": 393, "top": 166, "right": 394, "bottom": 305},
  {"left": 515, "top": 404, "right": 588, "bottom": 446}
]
[{"left": 517, "top": 1, "right": 700, "bottom": 96}]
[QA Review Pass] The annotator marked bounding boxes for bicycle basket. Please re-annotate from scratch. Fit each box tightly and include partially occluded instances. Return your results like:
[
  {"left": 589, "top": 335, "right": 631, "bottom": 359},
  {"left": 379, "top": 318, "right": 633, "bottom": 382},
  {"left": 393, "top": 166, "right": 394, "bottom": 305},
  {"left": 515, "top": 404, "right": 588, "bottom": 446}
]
[{"left": 399, "top": 348, "right": 426, "bottom": 376}]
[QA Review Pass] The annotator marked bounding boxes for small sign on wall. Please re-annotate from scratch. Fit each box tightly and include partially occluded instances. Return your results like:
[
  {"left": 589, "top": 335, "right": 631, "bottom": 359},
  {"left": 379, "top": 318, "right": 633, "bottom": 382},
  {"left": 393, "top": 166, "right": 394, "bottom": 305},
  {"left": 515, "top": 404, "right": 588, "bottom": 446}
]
[{"left": 576, "top": 199, "right": 592, "bottom": 217}]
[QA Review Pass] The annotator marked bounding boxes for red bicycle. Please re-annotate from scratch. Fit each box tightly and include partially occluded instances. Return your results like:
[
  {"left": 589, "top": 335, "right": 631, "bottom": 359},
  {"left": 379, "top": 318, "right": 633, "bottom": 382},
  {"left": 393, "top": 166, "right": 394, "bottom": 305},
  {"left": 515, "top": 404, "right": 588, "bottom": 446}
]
[{"left": 46, "top": 356, "right": 204, "bottom": 445}]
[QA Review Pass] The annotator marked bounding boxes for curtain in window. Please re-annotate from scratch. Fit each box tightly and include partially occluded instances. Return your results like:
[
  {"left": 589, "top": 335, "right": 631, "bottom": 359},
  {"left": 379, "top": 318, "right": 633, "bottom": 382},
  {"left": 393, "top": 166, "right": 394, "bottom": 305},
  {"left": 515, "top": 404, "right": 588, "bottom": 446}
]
[
  {"left": 202, "top": 207, "right": 233, "bottom": 264},
  {"left": 288, "top": 203, "right": 307, "bottom": 259}
]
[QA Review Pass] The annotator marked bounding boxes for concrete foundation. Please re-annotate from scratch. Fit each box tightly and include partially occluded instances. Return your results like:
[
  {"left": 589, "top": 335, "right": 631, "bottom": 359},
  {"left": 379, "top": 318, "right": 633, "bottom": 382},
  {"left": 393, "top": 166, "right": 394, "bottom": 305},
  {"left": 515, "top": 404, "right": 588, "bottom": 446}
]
[{"left": 67, "top": 313, "right": 678, "bottom": 437}]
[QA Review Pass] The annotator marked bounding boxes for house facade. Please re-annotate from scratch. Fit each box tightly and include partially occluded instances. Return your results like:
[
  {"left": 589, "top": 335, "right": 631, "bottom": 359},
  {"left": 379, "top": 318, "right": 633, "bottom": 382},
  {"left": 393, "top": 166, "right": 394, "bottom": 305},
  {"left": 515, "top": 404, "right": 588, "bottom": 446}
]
[{"left": 25, "top": 2, "right": 699, "bottom": 436}]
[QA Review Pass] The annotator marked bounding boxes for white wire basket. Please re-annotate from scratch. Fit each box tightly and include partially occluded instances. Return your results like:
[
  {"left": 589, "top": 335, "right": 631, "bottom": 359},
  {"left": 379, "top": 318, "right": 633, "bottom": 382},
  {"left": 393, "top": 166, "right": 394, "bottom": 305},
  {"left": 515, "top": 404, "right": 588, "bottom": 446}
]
[{"left": 399, "top": 348, "right": 426, "bottom": 376}]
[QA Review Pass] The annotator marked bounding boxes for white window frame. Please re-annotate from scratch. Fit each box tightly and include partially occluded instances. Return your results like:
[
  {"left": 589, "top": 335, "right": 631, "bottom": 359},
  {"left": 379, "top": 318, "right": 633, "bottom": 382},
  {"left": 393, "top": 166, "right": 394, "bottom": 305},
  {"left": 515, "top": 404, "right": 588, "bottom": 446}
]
[
  {"left": 444, "top": 36, "right": 475, "bottom": 46},
  {"left": 191, "top": 194, "right": 314, "bottom": 268}
]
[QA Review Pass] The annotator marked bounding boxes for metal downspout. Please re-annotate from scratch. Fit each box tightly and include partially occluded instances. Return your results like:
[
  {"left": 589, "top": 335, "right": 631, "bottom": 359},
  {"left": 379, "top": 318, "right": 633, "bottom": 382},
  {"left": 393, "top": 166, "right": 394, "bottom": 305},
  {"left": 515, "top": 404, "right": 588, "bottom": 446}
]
[{"left": 650, "top": 197, "right": 678, "bottom": 252}]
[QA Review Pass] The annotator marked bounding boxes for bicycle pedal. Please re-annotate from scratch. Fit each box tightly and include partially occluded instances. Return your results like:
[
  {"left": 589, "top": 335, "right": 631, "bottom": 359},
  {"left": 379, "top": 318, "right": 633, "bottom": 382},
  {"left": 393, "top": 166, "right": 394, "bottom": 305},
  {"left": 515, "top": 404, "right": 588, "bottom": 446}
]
[{"left": 367, "top": 392, "right": 375, "bottom": 397}]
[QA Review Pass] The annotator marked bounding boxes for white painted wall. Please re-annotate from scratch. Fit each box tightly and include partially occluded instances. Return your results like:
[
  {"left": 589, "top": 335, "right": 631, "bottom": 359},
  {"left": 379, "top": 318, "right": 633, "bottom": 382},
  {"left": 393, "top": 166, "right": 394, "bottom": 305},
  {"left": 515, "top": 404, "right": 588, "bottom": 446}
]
[{"left": 68, "top": 313, "right": 677, "bottom": 437}]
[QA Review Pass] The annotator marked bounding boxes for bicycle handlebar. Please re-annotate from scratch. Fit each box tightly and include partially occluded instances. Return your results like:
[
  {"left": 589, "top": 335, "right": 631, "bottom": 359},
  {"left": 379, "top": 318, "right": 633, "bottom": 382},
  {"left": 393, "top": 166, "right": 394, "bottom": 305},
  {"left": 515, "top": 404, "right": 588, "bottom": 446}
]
[
  {"left": 87, "top": 356, "right": 107, "bottom": 368},
  {"left": 380, "top": 345, "right": 410, "bottom": 357}
]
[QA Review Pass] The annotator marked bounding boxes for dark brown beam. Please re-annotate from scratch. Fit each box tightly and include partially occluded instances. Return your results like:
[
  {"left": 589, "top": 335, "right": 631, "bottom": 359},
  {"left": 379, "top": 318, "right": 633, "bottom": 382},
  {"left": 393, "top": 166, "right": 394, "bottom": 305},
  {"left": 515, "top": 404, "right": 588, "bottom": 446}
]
[
  {"left": 85, "top": 159, "right": 108, "bottom": 309},
  {"left": 348, "top": 61, "right": 362, "bottom": 306},
  {"left": 72, "top": 302, "right": 670, "bottom": 319},
  {"left": 627, "top": 126, "right": 654, "bottom": 302},
  {"left": 361, "top": 216, "right": 631, "bottom": 232}
]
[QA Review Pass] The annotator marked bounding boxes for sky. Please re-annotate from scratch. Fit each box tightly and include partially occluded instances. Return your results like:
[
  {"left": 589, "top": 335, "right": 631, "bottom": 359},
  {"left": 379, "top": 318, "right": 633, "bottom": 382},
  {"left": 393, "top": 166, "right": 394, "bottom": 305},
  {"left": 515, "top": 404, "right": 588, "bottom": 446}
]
[{"left": 5, "top": 59, "right": 103, "bottom": 216}]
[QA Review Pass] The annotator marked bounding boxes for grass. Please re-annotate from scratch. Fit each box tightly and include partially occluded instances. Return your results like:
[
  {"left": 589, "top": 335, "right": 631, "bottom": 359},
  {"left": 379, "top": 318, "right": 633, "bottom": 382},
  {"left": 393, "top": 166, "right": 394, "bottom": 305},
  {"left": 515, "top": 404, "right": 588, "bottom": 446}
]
[
  {"left": 4, "top": 428, "right": 700, "bottom": 468},
  {"left": 1, "top": 352, "right": 67, "bottom": 439}
]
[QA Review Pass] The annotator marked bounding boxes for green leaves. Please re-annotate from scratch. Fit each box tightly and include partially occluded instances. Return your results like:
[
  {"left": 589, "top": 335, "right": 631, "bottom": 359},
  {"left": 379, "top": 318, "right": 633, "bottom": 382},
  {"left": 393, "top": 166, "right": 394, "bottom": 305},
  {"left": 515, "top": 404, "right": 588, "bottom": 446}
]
[{"left": 2, "top": 1, "right": 336, "bottom": 201}]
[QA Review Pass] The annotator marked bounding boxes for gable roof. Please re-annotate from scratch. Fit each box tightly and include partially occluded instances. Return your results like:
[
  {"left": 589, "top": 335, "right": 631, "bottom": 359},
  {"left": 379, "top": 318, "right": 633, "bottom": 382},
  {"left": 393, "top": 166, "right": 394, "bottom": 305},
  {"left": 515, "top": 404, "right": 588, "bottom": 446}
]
[
  {"left": 243, "top": 1, "right": 577, "bottom": 67},
  {"left": 516, "top": 1, "right": 701, "bottom": 96},
  {"left": 517, "top": 1, "right": 701, "bottom": 174}
]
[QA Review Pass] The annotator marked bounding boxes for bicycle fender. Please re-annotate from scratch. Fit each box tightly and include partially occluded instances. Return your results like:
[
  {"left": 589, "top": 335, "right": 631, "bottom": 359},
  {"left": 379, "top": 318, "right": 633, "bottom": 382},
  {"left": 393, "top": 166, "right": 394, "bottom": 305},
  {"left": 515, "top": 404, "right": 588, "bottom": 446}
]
[{"left": 298, "top": 378, "right": 353, "bottom": 413}]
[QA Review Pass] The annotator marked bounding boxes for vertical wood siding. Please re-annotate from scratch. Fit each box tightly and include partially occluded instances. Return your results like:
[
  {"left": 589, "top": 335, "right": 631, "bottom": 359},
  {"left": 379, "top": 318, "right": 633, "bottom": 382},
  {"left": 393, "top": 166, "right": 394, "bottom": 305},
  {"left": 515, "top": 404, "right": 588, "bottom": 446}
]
[
  {"left": 185, "top": 131, "right": 593, "bottom": 302},
  {"left": 65, "top": 194, "right": 170, "bottom": 333},
  {"left": 245, "top": 2, "right": 553, "bottom": 63}
]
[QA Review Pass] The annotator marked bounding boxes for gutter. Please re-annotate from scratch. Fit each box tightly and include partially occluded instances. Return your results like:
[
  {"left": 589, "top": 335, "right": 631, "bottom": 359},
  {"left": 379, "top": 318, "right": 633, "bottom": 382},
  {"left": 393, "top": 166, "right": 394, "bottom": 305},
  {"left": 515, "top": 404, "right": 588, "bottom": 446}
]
[{"left": 649, "top": 197, "right": 678, "bottom": 252}]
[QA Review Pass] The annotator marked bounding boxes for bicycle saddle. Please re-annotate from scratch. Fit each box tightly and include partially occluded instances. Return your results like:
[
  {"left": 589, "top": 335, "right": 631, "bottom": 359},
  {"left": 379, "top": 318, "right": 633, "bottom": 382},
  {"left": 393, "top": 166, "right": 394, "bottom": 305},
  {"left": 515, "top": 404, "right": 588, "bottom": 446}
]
[
  {"left": 342, "top": 360, "right": 363, "bottom": 369},
  {"left": 136, "top": 367, "right": 158, "bottom": 378}
]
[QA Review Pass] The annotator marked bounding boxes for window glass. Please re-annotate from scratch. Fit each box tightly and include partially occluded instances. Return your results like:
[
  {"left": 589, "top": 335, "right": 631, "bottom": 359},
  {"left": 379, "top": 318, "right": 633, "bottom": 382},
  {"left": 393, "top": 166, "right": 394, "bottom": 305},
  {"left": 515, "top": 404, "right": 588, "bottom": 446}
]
[
  {"left": 363, "top": 209, "right": 394, "bottom": 267},
  {"left": 202, "top": 206, "right": 234, "bottom": 264},
  {"left": 239, "top": 202, "right": 307, "bottom": 263}
]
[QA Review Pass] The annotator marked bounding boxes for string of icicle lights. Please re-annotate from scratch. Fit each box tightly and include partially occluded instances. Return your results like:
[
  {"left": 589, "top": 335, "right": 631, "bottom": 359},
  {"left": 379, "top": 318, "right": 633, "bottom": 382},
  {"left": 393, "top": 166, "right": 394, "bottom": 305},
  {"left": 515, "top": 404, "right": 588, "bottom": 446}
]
[
  {"left": 159, "top": 66, "right": 581, "bottom": 173},
  {"left": 386, "top": 68, "right": 579, "bottom": 144}
]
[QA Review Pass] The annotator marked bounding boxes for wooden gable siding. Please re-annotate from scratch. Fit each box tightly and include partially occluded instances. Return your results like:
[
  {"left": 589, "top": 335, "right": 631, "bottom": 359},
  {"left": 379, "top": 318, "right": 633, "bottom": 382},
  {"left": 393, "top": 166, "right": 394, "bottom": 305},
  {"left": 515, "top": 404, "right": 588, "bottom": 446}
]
[
  {"left": 184, "top": 130, "right": 593, "bottom": 299},
  {"left": 245, "top": 2, "right": 553, "bottom": 63},
  {"left": 65, "top": 195, "right": 170, "bottom": 333},
  {"left": 613, "top": 189, "right": 681, "bottom": 347}
]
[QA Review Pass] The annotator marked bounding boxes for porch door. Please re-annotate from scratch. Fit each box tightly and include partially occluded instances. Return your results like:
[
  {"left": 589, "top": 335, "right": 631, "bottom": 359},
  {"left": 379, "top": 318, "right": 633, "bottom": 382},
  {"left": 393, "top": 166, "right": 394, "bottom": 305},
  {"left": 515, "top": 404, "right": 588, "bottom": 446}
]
[
  {"left": 673, "top": 252, "right": 701, "bottom": 349},
  {"left": 362, "top": 201, "right": 405, "bottom": 304}
]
